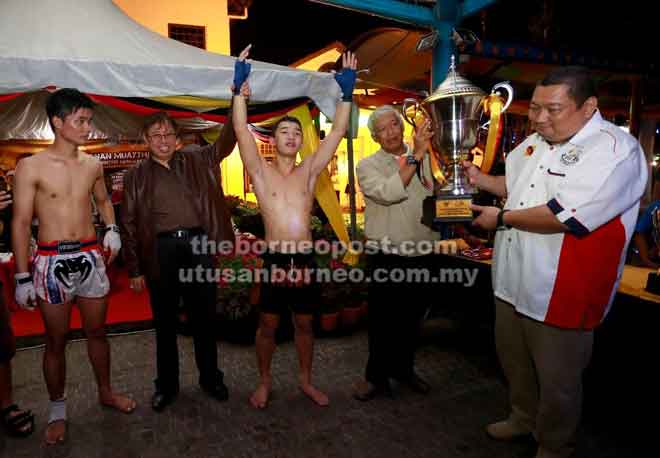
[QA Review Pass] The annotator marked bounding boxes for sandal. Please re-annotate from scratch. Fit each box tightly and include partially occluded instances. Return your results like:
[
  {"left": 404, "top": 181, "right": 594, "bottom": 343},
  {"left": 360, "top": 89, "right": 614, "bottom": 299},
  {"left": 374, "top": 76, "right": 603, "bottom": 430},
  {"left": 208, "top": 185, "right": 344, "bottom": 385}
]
[{"left": 1, "top": 404, "right": 35, "bottom": 437}]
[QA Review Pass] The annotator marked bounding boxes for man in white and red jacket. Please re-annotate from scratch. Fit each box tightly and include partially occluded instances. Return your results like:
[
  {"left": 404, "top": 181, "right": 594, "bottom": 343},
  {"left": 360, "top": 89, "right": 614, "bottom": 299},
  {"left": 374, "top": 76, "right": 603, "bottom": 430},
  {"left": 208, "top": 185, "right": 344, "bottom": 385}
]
[{"left": 468, "top": 66, "right": 647, "bottom": 458}]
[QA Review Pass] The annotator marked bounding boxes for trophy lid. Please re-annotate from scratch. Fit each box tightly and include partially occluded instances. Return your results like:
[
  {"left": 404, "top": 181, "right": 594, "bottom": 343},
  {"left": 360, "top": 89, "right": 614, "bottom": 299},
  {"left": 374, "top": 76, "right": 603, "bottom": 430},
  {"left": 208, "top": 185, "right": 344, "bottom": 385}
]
[{"left": 425, "top": 55, "right": 485, "bottom": 103}]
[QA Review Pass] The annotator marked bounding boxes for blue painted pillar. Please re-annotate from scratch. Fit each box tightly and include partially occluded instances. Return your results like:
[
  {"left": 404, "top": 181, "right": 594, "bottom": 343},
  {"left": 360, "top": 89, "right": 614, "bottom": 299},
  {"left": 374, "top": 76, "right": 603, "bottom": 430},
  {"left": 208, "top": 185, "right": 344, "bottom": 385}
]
[
  {"left": 432, "top": 21, "right": 455, "bottom": 91},
  {"left": 310, "top": 0, "right": 496, "bottom": 91},
  {"left": 431, "top": 0, "right": 458, "bottom": 89}
]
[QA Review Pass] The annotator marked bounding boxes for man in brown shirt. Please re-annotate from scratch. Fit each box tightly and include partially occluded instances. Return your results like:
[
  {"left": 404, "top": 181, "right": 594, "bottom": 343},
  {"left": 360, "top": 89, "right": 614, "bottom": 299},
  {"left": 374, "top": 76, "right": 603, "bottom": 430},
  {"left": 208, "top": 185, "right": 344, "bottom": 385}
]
[{"left": 121, "top": 110, "right": 236, "bottom": 412}]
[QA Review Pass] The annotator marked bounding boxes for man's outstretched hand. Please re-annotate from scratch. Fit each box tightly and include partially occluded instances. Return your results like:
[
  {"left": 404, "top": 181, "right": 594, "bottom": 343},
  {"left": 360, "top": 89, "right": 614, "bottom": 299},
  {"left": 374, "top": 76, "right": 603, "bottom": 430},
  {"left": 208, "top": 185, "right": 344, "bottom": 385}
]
[
  {"left": 233, "top": 44, "right": 252, "bottom": 95},
  {"left": 334, "top": 52, "right": 358, "bottom": 102}
]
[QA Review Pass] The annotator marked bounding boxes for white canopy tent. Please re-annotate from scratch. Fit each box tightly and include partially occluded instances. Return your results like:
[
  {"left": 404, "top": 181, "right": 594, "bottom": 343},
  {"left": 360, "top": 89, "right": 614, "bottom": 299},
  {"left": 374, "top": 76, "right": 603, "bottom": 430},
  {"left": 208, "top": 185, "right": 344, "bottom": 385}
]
[{"left": 0, "top": 0, "right": 341, "bottom": 140}]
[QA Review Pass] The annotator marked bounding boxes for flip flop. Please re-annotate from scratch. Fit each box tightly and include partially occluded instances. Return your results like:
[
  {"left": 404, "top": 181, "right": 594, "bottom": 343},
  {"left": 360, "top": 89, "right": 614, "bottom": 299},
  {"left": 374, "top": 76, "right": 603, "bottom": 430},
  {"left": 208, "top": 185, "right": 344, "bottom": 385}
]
[{"left": 1, "top": 404, "right": 35, "bottom": 438}]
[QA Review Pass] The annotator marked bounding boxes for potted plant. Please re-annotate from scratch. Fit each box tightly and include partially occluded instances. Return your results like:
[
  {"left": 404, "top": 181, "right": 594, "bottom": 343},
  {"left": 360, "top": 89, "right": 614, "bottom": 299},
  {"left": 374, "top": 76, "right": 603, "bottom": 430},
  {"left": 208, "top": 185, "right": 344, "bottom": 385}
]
[
  {"left": 324, "top": 258, "right": 359, "bottom": 330},
  {"left": 226, "top": 195, "right": 265, "bottom": 239},
  {"left": 318, "top": 291, "right": 341, "bottom": 333},
  {"left": 327, "top": 254, "right": 368, "bottom": 331},
  {"left": 340, "top": 284, "right": 366, "bottom": 330},
  {"left": 216, "top": 248, "right": 261, "bottom": 344}
]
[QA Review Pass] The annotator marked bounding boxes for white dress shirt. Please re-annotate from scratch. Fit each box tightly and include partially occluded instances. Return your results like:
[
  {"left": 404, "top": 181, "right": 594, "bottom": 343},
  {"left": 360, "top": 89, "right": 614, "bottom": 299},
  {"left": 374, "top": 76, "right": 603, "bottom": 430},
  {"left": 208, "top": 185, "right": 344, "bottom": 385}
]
[{"left": 493, "top": 111, "right": 647, "bottom": 329}]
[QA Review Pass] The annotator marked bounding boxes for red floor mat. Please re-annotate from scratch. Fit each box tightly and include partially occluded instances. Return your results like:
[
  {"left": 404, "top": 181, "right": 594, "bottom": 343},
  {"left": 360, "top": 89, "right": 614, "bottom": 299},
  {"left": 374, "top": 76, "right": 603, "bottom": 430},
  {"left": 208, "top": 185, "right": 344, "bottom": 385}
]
[{"left": 10, "top": 266, "right": 152, "bottom": 337}]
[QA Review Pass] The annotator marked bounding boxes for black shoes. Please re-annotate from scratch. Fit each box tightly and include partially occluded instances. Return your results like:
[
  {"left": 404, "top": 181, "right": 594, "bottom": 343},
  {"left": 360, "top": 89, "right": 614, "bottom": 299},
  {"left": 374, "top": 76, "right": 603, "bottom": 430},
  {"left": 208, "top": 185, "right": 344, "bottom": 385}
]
[
  {"left": 151, "top": 380, "right": 228, "bottom": 411},
  {"left": 352, "top": 373, "right": 430, "bottom": 401},
  {"left": 353, "top": 380, "right": 393, "bottom": 401},
  {"left": 200, "top": 379, "right": 229, "bottom": 402},
  {"left": 151, "top": 391, "right": 177, "bottom": 412},
  {"left": 402, "top": 373, "right": 431, "bottom": 395}
]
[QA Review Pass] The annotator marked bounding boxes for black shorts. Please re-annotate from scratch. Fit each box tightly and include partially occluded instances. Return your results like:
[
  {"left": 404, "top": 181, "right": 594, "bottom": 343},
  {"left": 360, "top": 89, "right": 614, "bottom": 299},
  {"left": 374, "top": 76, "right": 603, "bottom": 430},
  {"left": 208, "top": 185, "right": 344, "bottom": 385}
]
[{"left": 258, "top": 252, "right": 319, "bottom": 316}]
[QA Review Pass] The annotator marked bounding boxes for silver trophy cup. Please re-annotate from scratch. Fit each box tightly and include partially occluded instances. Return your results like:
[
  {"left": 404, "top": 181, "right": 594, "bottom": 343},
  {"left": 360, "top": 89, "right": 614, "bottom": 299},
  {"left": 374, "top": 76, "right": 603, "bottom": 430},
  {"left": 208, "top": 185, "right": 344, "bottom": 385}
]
[{"left": 403, "top": 56, "right": 513, "bottom": 223}]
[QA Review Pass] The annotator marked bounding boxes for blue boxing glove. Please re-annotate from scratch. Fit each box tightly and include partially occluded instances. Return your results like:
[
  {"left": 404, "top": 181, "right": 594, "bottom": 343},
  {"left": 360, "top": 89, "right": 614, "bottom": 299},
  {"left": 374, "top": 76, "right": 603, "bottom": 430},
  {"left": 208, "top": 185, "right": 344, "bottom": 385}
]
[
  {"left": 233, "top": 59, "right": 251, "bottom": 95},
  {"left": 334, "top": 68, "right": 356, "bottom": 102}
]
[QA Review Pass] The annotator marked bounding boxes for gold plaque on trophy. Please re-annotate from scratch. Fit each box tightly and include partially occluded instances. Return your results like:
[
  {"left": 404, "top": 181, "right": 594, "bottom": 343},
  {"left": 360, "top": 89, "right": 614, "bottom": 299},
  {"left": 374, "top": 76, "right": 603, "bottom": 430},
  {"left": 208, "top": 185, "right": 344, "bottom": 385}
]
[{"left": 435, "top": 195, "right": 473, "bottom": 221}]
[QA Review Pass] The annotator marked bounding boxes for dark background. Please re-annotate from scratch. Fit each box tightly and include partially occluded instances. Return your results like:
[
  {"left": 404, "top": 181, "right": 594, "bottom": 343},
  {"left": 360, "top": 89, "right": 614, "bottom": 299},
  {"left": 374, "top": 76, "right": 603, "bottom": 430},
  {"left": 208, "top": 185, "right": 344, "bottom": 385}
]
[
  {"left": 230, "top": 0, "right": 402, "bottom": 64},
  {"left": 230, "top": 0, "right": 660, "bottom": 67}
]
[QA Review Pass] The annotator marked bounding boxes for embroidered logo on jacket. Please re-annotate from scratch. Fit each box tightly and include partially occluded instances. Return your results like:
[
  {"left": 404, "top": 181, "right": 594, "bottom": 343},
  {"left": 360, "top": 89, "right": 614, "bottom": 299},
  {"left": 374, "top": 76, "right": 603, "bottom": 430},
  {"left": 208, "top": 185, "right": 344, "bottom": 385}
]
[{"left": 560, "top": 148, "right": 581, "bottom": 166}]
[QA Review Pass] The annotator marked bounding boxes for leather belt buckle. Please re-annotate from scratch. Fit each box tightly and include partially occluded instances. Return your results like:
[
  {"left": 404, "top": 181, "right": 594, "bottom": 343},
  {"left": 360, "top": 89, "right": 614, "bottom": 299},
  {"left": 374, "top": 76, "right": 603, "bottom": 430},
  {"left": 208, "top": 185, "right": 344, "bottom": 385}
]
[{"left": 57, "top": 240, "right": 82, "bottom": 254}]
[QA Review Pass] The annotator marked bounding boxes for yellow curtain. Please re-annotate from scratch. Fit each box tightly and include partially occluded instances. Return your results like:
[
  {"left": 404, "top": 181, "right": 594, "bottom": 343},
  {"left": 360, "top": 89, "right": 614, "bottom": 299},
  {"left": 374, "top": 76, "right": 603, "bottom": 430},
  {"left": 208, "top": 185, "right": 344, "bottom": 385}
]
[
  {"left": 149, "top": 95, "right": 230, "bottom": 112},
  {"left": 201, "top": 129, "right": 220, "bottom": 145}
]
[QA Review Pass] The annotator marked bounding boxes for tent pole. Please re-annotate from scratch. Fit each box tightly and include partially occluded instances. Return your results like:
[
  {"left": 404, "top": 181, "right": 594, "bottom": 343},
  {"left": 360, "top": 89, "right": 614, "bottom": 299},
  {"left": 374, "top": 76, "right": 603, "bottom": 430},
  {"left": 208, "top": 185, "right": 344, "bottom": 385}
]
[
  {"left": 347, "top": 103, "right": 358, "bottom": 240},
  {"left": 629, "top": 76, "right": 642, "bottom": 139}
]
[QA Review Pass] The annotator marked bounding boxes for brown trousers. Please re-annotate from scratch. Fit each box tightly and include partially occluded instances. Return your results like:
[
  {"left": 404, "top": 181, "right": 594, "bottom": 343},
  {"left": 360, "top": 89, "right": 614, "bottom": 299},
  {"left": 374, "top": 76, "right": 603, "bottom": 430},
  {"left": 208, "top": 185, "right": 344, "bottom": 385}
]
[{"left": 495, "top": 298, "right": 593, "bottom": 457}]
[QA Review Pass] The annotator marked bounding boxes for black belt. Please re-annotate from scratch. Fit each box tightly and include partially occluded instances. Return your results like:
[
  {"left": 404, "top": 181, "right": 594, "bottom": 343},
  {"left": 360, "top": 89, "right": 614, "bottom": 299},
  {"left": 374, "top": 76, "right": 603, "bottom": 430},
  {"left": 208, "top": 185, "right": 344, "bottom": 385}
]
[{"left": 157, "top": 227, "right": 204, "bottom": 240}]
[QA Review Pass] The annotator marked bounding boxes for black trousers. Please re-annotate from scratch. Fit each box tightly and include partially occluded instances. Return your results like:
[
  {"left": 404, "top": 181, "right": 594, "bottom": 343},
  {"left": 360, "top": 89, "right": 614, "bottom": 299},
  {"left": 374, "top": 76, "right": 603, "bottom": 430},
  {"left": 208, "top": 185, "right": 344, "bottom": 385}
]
[
  {"left": 146, "top": 235, "right": 221, "bottom": 394},
  {"left": 365, "top": 252, "right": 431, "bottom": 386},
  {"left": 0, "top": 283, "right": 16, "bottom": 364}
]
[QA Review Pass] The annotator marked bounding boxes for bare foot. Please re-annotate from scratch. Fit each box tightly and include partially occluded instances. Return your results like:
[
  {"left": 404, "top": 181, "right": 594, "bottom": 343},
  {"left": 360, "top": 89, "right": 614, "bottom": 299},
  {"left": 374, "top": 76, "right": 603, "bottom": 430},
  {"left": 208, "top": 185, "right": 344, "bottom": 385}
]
[
  {"left": 300, "top": 383, "right": 329, "bottom": 406},
  {"left": 45, "top": 420, "right": 66, "bottom": 445},
  {"left": 100, "top": 393, "right": 137, "bottom": 414},
  {"left": 249, "top": 383, "right": 271, "bottom": 409}
]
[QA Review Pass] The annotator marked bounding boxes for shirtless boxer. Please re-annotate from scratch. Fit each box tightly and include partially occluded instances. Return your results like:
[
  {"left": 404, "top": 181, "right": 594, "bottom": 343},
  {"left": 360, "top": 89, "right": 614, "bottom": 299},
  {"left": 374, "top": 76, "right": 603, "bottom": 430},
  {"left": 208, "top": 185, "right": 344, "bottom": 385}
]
[
  {"left": 11, "top": 88, "right": 135, "bottom": 445},
  {"left": 233, "top": 47, "right": 357, "bottom": 408}
]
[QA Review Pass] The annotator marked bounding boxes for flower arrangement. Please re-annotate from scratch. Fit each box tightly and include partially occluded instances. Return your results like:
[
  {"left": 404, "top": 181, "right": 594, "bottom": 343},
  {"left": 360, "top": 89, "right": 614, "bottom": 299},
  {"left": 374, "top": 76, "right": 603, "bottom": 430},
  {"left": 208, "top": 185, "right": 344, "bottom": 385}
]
[{"left": 216, "top": 236, "right": 262, "bottom": 321}]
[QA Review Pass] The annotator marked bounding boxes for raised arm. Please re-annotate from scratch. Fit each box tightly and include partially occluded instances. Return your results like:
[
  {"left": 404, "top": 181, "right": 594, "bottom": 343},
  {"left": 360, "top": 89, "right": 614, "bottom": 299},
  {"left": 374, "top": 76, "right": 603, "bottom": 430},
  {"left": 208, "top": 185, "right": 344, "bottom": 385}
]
[
  {"left": 399, "top": 118, "right": 433, "bottom": 188},
  {"left": 232, "top": 45, "right": 265, "bottom": 180},
  {"left": 212, "top": 99, "right": 237, "bottom": 164},
  {"left": 304, "top": 52, "right": 358, "bottom": 184},
  {"left": 195, "top": 100, "right": 238, "bottom": 167}
]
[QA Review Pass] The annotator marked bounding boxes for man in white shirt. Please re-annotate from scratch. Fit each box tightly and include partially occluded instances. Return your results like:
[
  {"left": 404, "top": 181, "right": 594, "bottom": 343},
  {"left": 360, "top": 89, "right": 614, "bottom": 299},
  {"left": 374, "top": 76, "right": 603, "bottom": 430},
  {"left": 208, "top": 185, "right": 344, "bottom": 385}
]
[
  {"left": 353, "top": 105, "right": 439, "bottom": 400},
  {"left": 469, "top": 66, "right": 647, "bottom": 458}
]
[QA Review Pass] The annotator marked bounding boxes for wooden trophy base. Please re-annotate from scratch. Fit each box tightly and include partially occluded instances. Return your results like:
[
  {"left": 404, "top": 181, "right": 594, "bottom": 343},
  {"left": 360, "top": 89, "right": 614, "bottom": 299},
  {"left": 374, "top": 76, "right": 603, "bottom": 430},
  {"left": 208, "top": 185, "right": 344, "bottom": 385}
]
[{"left": 422, "top": 195, "right": 473, "bottom": 228}]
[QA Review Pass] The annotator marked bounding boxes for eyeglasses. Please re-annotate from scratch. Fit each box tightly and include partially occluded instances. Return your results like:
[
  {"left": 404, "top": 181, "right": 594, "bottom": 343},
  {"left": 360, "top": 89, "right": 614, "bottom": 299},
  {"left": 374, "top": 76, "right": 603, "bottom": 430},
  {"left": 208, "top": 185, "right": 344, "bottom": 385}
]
[{"left": 148, "top": 132, "right": 176, "bottom": 142}]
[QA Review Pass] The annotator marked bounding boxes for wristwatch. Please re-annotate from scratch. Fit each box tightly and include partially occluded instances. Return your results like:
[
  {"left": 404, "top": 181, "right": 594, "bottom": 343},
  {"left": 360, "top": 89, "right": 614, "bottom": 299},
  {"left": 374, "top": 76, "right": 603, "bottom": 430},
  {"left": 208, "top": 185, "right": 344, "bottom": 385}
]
[
  {"left": 406, "top": 155, "right": 420, "bottom": 167},
  {"left": 496, "top": 209, "right": 511, "bottom": 230}
]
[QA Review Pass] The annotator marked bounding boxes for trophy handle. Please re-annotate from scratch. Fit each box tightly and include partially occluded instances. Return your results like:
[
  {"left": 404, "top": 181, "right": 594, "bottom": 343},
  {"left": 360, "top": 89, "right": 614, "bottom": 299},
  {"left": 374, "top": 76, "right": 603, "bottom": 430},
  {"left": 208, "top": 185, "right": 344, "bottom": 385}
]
[
  {"left": 491, "top": 82, "right": 514, "bottom": 113},
  {"left": 402, "top": 98, "right": 430, "bottom": 129},
  {"left": 475, "top": 81, "right": 514, "bottom": 175},
  {"left": 478, "top": 81, "right": 514, "bottom": 131},
  {"left": 402, "top": 98, "right": 445, "bottom": 186}
]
